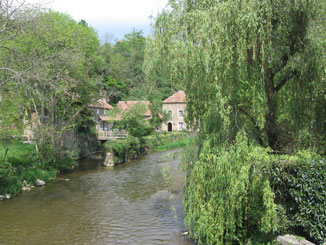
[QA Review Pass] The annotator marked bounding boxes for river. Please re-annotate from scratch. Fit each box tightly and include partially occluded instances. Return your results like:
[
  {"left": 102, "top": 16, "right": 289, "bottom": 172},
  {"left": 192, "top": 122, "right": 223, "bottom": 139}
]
[{"left": 0, "top": 149, "right": 194, "bottom": 245}]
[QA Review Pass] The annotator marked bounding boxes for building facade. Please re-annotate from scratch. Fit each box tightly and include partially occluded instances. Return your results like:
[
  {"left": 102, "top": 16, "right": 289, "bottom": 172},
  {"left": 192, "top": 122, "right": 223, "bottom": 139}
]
[
  {"left": 162, "top": 91, "right": 187, "bottom": 132},
  {"left": 88, "top": 98, "right": 114, "bottom": 132}
]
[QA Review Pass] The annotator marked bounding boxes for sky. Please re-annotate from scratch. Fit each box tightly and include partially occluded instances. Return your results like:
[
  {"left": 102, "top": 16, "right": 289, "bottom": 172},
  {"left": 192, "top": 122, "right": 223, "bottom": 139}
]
[{"left": 27, "top": 0, "right": 168, "bottom": 42}]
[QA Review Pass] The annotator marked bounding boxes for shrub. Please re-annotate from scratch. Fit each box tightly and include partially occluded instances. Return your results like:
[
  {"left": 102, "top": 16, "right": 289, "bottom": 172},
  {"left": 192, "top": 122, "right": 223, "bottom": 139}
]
[
  {"left": 103, "top": 132, "right": 190, "bottom": 164},
  {"left": 20, "top": 167, "right": 56, "bottom": 184},
  {"left": 0, "top": 162, "right": 22, "bottom": 195},
  {"left": 104, "top": 136, "right": 141, "bottom": 162},
  {"left": 265, "top": 154, "right": 326, "bottom": 244}
]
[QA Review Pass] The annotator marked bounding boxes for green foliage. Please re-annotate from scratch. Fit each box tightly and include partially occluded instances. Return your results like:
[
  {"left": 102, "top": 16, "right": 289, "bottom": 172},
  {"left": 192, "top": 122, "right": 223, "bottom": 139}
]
[
  {"left": 146, "top": 0, "right": 326, "bottom": 152},
  {"left": 20, "top": 167, "right": 56, "bottom": 184},
  {"left": 0, "top": 162, "right": 22, "bottom": 195},
  {"left": 117, "top": 103, "right": 154, "bottom": 138},
  {"left": 143, "top": 132, "right": 189, "bottom": 152},
  {"left": 104, "top": 136, "right": 141, "bottom": 163},
  {"left": 265, "top": 154, "right": 326, "bottom": 244},
  {"left": 98, "top": 30, "right": 148, "bottom": 101},
  {"left": 103, "top": 132, "right": 189, "bottom": 164},
  {"left": 156, "top": 137, "right": 193, "bottom": 152},
  {"left": 0, "top": 93, "right": 24, "bottom": 161},
  {"left": 183, "top": 133, "right": 278, "bottom": 244},
  {"left": 0, "top": 141, "right": 70, "bottom": 195},
  {"left": 103, "top": 75, "right": 128, "bottom": 104},
  {"left": 6, "top": 11, "right": 101, "bottom": 164}
]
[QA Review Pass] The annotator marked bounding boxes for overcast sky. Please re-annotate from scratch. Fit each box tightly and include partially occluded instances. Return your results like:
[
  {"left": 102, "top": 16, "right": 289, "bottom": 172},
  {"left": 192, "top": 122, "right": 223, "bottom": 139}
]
[{"left": 28, "top": 0, "right": 168, "bottom": 42}]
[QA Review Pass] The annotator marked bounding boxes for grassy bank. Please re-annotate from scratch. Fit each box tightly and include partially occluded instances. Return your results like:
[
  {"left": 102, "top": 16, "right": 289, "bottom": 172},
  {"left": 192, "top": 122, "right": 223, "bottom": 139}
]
[
  {"left": 103, "top": 131, "right": 191, "bottom": 164},
  {"left": 0, "top": 141, "right": 74, "bottom": 196},
  {"left": 156, "top": 137, "right": 194, "bottom": 151}
]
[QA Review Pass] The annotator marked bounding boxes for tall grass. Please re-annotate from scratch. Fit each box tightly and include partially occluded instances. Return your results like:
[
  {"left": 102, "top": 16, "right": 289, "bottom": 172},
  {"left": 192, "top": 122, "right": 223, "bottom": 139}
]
[{"left": 156, "top": 137, "right": 194, "bottom": 151}]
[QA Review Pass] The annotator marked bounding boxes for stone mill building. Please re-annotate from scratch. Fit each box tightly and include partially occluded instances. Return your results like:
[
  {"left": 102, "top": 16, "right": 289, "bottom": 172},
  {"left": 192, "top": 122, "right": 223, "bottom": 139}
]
[{"left": 162, "top": 90, "right": 187, "bottom": 132}]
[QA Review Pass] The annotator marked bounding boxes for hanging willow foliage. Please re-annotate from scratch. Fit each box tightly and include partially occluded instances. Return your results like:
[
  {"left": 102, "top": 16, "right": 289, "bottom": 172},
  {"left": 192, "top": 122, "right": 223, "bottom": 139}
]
[
  {"left": 183, "top": 133, "right": 278, "bottom": 244},
  {"left": 145, "top": 0, "right": 326, "bottom": 152}
]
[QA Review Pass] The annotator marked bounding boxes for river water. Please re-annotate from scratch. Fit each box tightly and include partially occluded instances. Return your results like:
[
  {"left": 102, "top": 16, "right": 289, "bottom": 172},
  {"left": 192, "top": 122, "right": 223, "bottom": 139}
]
[{"left": 0, "top": 149, "right": 194, "bottom": 245}]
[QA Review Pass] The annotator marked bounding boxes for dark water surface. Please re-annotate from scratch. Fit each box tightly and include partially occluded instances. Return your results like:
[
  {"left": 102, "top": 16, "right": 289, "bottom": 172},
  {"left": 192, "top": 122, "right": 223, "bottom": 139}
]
[{"left": 0, "top": 149, "right": 193, "bottom": 245}]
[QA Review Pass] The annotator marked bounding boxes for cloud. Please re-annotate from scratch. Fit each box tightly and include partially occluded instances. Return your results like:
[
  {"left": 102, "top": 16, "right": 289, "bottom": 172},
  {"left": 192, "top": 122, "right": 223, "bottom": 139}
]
[{"left": 27, "top": 0, "right": 167, "bottom": 40}]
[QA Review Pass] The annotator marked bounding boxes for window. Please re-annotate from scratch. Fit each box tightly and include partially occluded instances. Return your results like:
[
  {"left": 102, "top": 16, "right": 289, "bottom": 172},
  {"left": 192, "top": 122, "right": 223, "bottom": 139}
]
[
  {"left": 97, "top": 108, "right": 100, "bottom": 114},
  {"left": 178, "top": 110, "right": 184, "bottom": 118},
  {"left": 178, "top": 122, "right": 184, "bottom": 131}
]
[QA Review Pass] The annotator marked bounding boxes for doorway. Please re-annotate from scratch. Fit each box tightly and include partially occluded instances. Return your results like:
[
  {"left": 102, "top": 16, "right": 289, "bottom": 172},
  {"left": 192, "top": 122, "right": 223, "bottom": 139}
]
[{"left": 167, "top": 122, "right": 172, "bottom": 132}]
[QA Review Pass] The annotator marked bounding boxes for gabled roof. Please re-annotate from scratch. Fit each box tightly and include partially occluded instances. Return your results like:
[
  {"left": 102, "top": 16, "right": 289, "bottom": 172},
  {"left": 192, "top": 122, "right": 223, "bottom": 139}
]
[
  {"left": 117, "top": 101, "right": 151, "bottom": 117},
  {"left": 163, "top": 91, "right": 186, "bottom": 104},
  {"left": 99, "top": 101, "right": 152, "bottom": 122},
  {"left": 89, "top": 98, "right": 113, "bottom": 109}
]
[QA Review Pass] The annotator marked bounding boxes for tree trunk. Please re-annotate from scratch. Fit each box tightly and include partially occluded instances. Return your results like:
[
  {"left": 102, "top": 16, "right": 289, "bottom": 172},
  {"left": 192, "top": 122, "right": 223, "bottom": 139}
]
[{"left": 265, "top": 80, "right": 280, "bottom": 151}]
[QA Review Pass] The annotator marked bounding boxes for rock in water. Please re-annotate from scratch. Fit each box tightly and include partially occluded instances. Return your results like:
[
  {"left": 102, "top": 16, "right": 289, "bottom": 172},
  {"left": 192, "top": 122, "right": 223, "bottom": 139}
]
[
  {"left": 0, "top": 195, "right": 4, "bottom": 201},
  {"left": 103, "top": 152, "right": 115, "bottom": 167},
  {"left": 5, "top": 194, "right": 11, "bottom": 200},
  {"left": 35, "top": 179, "right": 45, "bottom": 186}
]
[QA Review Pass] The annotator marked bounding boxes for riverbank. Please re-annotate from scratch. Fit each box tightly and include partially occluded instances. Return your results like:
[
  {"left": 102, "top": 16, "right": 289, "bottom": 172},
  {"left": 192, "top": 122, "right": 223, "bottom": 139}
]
[
  {"left": 0, "top": 148, "right": 194, "bottom": 245},
  {"left": 0, "top": 141, "right": 57, "bottom": 197},
  {"left": 102, "top": 132, "right": 192, "bottom": 166}
]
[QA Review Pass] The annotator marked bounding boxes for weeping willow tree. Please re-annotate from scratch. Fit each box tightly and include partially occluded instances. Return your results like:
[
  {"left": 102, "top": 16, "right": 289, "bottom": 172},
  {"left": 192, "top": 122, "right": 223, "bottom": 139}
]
[
  {"left": 145, "top": 0, "right": 326, "bottom": 153},
  {"left": 145, "top": 0, "right": 326, "bottom": 243}
]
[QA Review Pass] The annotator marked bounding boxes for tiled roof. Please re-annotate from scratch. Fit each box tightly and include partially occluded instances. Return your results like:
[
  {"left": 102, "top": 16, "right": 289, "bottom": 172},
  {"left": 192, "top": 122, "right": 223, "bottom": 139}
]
[
  {"left": 163, "top": 91, "right": 186, "bottom": 104},
  {"left": 89, "top": 99, "right": 113, "bottom": 109},
  {"left": 117, "top": 101, "right": 151, "bottom": 117},
  {"left": 99, "top": 101, "right": 152, "bottom": 121}
]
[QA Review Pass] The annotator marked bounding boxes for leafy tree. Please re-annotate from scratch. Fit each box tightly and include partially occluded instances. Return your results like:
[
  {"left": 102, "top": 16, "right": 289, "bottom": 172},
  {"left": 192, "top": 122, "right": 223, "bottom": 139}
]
[
  {"left": 98, "top": 30, "right": 148, "bottom": 101},
  {"left": 0, "top": 0, "right": 39, "bottom": 88},
  {"left": 0, "top": 91, "right": 23, "bottom": 161},
  {"left": 2, "top": 11, "right": 102, "bottom": 165},
  {"left": 117, "top": 103, "right": 154, "bottom": 138},
  {"left": 103, "top": 75, "right": 128, "bottom": 104},
  {"left": 146, "top": 0, "right": 326, "bottom": 243},
  {"left": 148, "top": 94, "right": 171, "bottom": 130},
  {"left": 146, "top": 0, "right": 326, "bottom": 153}
]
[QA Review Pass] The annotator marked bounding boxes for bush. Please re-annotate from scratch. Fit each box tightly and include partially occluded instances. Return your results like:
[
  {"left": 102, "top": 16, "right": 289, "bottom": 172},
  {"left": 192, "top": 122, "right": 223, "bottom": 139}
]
[
  {"left": 20, "top": 167, "right": 56, "bottom": 184},
  {"left": 265, "top": 154, "right": 326, "bottom": 244},
  {"left": 0, "top": 162, "right": 22, "bottom": 195},
  {"left": 104, "top": 136, "right": 141, "bottom": 162},
  {"left": 103, "top": 132, "right": 190, "bottom": 164}
]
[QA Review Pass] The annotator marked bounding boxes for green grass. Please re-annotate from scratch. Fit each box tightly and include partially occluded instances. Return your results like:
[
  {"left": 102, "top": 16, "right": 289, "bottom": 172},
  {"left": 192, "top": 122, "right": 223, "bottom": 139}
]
[
  {"left": 0, "top": 141, "right": 36, "bottom": 160},
  {"left": 156, "top": 137, "right": 194, "bottom": 151},
  {"left": 0, "top": 141, "right": 57, "bottom": 195}
]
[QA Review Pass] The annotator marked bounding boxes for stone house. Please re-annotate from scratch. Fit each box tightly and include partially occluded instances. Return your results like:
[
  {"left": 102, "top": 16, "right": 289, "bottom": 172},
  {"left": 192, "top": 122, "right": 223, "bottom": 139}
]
[
  {"left": 90, "top": 100, "right": 151, "bottom": 140},
  {"left": 88, "top": 98, "right": 114, "bottom": 132},
  {"left": 162, "top": 91, "right": 187, "bottom": 132}
]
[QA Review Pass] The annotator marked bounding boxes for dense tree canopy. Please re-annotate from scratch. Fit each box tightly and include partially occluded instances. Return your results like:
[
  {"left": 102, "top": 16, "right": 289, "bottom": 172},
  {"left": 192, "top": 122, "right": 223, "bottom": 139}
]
[
  {"left": 146, "top": 0, "right": 326, "bottom": 153},
  {"left": 0, "top": 10, "right": 102, "bottom": 163},
  {"left": 98, "top": 31, "right": 149, "bottom": 102}
]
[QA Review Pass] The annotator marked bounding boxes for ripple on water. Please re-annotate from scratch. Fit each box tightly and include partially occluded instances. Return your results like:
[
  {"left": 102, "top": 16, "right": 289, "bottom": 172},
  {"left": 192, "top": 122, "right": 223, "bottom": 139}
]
[{"left": 0, "top": 149, "right": 194, "bottom": 245}]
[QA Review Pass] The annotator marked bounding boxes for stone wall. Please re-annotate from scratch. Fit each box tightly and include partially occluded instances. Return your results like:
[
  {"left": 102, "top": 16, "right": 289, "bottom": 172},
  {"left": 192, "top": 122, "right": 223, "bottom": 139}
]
[{"left": 162, "top": 102, "right": 187, "bottom": 131}]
